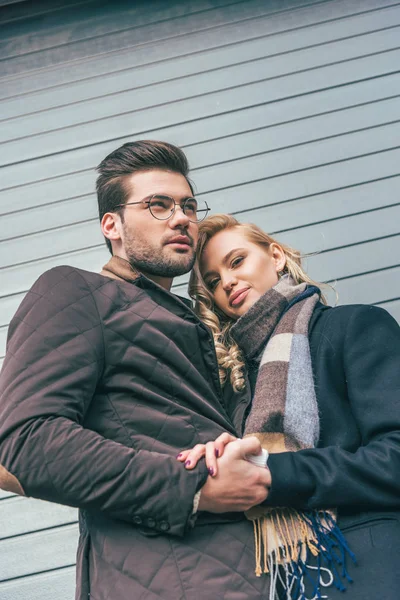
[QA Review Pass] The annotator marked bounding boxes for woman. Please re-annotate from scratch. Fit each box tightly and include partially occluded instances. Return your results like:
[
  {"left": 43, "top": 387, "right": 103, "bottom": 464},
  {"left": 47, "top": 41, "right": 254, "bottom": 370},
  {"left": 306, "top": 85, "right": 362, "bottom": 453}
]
[{"left": 178, "top": 214, "right": 400, "bottom": 600}]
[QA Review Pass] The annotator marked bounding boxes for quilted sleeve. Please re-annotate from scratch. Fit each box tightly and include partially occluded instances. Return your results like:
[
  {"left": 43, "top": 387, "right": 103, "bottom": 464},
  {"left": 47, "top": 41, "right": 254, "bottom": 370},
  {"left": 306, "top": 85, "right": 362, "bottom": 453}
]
[
  {"left": 265, "top": 305, "right": 400, "bottom": 510},
  {"left": 0, "top": 267, "right": 207, "bottom": 536}
]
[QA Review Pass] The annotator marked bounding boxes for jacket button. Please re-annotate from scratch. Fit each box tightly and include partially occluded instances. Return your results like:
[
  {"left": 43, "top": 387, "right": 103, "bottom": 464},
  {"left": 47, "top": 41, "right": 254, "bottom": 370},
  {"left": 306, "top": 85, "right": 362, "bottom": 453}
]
[
  {"left": 133, "top": 515, "right": 142, "bottom": 525},
  {"left": 158, "top": 521, "right": 170, "bottom": 532},
  {"left": 146, "top": 517, "right": 156, "bottom": 528}
]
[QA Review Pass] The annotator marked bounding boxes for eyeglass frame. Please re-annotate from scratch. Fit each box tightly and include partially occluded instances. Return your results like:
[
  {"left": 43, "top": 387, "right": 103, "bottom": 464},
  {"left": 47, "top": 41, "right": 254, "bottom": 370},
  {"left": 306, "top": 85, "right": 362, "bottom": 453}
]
[{"left": 115, "top": 194, "right": 210, "bottom": 223}]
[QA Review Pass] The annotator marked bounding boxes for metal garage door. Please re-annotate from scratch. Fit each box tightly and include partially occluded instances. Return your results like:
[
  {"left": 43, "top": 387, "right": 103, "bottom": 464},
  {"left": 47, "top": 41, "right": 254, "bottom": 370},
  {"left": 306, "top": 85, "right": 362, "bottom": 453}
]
[{"left": 0, "top": 0, "right": 399, "bottom": 597}]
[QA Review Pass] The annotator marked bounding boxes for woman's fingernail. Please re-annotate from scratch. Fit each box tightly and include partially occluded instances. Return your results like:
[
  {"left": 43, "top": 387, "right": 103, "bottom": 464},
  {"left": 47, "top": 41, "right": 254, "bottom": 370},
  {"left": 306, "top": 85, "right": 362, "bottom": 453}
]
[
  {"left": 208, "top": 467, "right": 214, "bottom": 476},
  {"left": 215, "top": 449, "right": 219, "bottom": 458},
  {"left": 176, "top": 453, "right": 182, "bottom": 459},
  {"left": 185, "top": 460, "right": 191, "bottom": 467}
]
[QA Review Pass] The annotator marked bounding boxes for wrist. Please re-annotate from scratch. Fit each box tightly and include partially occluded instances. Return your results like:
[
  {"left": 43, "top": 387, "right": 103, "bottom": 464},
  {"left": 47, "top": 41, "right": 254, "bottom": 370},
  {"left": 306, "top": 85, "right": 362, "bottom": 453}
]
[{"left": 192, "top": 489, "right": 202, "bottom": 514}]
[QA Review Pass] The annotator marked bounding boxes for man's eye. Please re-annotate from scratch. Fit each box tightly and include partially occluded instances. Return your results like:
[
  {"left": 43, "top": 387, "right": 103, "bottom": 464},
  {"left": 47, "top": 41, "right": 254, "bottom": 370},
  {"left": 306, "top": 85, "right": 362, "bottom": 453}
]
[
  {"left": 151, "top": 199, "right": 170, "bottom": 209},
  {"left": 184, "top": 199, "right": 197, "bottom": 215}
]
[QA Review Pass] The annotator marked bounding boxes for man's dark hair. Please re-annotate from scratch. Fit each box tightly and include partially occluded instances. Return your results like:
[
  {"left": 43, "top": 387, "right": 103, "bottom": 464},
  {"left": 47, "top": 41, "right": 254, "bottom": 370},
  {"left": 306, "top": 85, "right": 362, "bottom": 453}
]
[{"left": 96, "top": 140, "right": 193, "bottom": 254}]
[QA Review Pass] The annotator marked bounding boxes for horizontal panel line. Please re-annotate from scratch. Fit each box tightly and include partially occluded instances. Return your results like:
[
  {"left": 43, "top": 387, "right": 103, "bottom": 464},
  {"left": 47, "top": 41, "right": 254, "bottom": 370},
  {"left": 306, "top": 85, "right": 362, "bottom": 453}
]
[
  {"left": 375, "top": 296, "right": 400, "bottom": 305},
  {"left": 0, "top": 493, "right": 15, "bottom": 501},
  {"left": 185, "top": 92, "right": 400, "bottom": 149},
  {"left": 0, "top": 0, "right": 331, "bottom": 87},
  {"left": 318, "top": 231, "right": 400, "bottom": 255},
  {"left": 1, "top": 215, "right": 98, "bottom": 242},
  {"left": 185, "top": 117, "right": 400, "bottom": 172},
  {"left": 0, "top": 175, "right": 93, "bottom": 196},
  {"left": 2, "top": 89, "right": 400, "bottom": 195},
  {"left": 0, "top": 0, "right": 268, "bottom": 61},
  {"left": 263, "top": 201, "right": 400, "bottom": 236},
  {"left": 234, "top": 191, "right": 400, "bottom": 229},
  {"left": 1, "top": 20, "right": 399, "bottom": 108},
  {"left": 0, "top": 0, "right": 398, "bottom": 77},
  {"left": 0, "top": 519, "right": 78, "bottom": 543},
  {"left": 0, "top": 288, "right": 31, "bottom": 301},
  {"left": 0, "top": 0, "right": 107, "bottom": 27},
  {"left": 0, "top": 242, "right": 104, "bottom": 272},
  {"left": 196, "top": 145, "right": 400, "bottom": 195},
  {"left": 0, "top": 191, "right": 93, "bottom": 216},
  {"left": 2, "top": 41, "right": 400, "bottom": 132},
  {"left": 0, "top": 562, "right": 76, "bottom": 585},
  {"left": 2, "top": 67, "right": 400, "bottom": 167},
  {"left": 331, "top": 262, "right": 400, "bottom": 283},
  {"left": 1, "top": 101, "right": 400, "bottom": 215}
]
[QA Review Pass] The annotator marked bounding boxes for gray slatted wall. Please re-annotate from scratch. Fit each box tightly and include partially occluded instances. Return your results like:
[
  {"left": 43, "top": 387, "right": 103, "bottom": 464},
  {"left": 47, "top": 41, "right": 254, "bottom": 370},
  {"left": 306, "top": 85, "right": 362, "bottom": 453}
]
[{"left": 0, "top": 0, "right": 399, "bottom": 597}]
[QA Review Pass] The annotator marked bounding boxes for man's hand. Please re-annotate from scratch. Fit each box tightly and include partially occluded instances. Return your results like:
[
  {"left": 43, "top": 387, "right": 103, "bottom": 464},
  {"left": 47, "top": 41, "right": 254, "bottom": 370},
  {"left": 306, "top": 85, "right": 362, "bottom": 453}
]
[{"left": 198, "top": 437, "right": 271, "bottom": 513}]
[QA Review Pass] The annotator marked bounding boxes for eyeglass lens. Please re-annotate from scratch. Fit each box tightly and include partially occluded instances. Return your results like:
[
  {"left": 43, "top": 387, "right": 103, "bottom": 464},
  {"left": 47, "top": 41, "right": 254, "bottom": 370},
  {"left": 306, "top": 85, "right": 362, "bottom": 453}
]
[{"left": 149, "top": 195, "right": 209, "bottom": 222}]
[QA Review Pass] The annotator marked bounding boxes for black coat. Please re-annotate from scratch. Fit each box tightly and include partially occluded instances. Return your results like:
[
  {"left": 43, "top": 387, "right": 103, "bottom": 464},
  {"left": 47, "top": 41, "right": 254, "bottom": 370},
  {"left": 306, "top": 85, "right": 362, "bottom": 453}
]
[
  {"left": 231, "top": 303, "right": 400, "bottom": 599},
  {"left": 266, "top": 304, "right": 400, "bottom": 516}
]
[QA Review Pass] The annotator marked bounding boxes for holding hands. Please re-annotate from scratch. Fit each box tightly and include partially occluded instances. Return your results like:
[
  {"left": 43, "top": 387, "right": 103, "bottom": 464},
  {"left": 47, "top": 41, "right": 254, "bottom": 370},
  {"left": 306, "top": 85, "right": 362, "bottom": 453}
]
[
  {"left": 177, "top": 434, "right": 271, "bottom": 513},
  {"left": 177, "top": 432, "right": 237, "bottom": 476}
]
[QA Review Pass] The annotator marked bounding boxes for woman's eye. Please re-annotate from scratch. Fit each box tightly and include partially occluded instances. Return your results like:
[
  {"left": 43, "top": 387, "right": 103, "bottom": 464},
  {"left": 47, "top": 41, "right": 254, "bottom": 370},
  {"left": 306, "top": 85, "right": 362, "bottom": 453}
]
[
  {"left": 207, "top": 278, "right": 219, "bottom": 291},
  {"left": 231, "top": 256, "right": 243, "bottom": 268}
]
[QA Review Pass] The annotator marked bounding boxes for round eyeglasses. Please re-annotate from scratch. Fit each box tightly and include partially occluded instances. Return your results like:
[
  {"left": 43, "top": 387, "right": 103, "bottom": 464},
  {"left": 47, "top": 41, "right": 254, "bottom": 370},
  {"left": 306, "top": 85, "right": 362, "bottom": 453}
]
[{"left": 117, "top": 194, "right": 210, "bottom": 223}]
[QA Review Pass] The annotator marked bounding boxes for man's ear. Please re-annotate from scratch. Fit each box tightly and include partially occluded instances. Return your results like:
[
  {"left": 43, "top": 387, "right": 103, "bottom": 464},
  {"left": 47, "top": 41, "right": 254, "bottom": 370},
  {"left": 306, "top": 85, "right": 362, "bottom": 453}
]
[{"left": 101, "top": 212, "right": 122, "bottom": 245}]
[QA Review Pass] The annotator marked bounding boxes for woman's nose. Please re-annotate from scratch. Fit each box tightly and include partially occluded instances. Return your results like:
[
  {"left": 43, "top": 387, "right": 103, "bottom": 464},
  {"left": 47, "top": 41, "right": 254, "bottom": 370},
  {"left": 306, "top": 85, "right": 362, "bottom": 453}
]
[{"left": 222, "top": 274, "right": 237, "bottom": 291}]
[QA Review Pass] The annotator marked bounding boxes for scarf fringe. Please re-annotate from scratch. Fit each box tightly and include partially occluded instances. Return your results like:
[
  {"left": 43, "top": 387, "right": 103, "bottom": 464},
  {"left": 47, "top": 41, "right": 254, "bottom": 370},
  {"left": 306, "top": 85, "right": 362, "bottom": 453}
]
[{"left": 250, "top": 509, "right": 356, "bottom": 599}]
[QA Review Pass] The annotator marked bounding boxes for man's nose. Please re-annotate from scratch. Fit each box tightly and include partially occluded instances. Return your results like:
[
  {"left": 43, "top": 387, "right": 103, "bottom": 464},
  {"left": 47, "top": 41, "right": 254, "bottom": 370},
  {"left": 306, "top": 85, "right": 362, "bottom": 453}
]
[{"left": 169, "top": 204, "right": 190, "bottom": 228}]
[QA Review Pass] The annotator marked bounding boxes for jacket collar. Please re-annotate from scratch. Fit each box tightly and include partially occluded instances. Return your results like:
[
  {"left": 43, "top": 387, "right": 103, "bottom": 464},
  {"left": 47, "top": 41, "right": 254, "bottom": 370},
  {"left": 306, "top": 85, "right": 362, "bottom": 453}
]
[
  {"left": 100, "top": 255, "right": 141, "bottom": 283},
  {"left": 100, "top": 255, "right": 193, "bottom": 308}
]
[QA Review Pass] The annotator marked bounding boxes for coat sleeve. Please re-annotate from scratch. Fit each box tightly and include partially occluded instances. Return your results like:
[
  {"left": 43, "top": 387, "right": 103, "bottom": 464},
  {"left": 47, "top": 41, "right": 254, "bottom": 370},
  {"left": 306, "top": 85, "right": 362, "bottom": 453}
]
[
  {"left": 265, "top": 305, "right": 400, "bottom": 511},
  {"left": 0, "top": 267, "right": 207, "bottom": 536}
]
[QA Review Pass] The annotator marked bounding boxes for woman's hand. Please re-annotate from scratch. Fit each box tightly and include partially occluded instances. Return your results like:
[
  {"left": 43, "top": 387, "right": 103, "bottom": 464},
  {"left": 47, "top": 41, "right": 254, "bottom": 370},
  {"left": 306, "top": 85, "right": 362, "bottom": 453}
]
[{"left": 177, "top": 432, "right": 238, "bottom": 476}]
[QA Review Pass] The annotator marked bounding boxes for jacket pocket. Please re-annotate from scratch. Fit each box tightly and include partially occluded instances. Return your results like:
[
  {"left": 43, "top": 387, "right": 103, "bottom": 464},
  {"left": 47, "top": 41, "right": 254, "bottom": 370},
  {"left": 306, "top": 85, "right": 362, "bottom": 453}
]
[
  {"left": 368, "top": 517, "right": 400, "bottom": 551},
  {"left": 339, "top": 513, "right": 400, "bottom": 533}
]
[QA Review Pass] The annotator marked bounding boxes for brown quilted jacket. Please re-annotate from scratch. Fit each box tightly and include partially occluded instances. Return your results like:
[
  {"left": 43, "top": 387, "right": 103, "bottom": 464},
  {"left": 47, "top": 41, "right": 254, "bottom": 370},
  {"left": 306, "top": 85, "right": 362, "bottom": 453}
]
[{"left": 0, "top": 259, "right": 272, "bottom": 600}]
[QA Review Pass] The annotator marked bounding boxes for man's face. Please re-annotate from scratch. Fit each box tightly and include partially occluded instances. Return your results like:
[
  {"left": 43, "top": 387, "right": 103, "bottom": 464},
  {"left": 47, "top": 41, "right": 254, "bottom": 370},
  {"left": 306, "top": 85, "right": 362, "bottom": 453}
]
[{"left": 118, "top": 169, "right": 198, "bottom": 287}]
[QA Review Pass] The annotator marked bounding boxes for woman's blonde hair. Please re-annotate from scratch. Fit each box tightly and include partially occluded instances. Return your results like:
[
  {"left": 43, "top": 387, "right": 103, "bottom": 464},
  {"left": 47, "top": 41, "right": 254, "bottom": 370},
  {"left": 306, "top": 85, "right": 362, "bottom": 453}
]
[{"left": 189, "top": 214, "right": 327, "bottom": 392}]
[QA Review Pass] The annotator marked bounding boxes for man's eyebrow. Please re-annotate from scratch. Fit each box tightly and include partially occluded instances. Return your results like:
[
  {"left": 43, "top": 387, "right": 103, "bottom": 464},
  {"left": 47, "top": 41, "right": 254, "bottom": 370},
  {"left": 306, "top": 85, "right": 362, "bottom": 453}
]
[
  {"left": 140, "top": 194, "right": 195, "bottom": 203},
  {"left": 203, "top": 248, "right": 246, "bottom": 280}
]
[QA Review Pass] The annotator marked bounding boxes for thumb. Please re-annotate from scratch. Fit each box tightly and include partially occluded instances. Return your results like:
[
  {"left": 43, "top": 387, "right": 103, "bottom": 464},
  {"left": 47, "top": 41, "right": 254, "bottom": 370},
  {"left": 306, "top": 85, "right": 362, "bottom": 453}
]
[{"left": 236, "top": 436, "right": 262, "bottom": 458}]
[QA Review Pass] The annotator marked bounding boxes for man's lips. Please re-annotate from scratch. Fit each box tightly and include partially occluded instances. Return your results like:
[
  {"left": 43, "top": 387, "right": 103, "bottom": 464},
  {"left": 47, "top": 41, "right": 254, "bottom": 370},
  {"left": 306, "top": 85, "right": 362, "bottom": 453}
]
[
  {"left": 166, "top": 235, "right": 192, "bottom": 247},
  {"left": 229, "top": 287, "right": 250, "bottom": 307}
]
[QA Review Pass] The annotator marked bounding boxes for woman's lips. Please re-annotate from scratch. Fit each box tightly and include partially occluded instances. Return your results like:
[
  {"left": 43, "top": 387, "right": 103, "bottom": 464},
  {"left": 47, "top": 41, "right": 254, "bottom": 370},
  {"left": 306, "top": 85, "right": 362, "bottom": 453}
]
[{"left": 230, "top": 288, "right": 250, "bottom": 307}]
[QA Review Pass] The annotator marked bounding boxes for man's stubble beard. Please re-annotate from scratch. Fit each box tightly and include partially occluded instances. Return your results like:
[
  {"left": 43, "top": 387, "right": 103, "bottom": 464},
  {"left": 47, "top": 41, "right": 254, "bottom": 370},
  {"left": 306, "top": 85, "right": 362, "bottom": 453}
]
[{"left": 122, "top": 226, "right": 196, "bottom": 278}]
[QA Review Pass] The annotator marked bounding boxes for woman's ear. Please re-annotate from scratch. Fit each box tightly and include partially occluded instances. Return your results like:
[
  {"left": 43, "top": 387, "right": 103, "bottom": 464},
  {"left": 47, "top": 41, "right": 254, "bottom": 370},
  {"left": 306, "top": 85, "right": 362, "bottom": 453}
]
[
  {"left": 101, "top": 212, "right": 123, "bottom": 246},
  {"left": 269, "top": 243, "right": 286, "bottom": 273}
]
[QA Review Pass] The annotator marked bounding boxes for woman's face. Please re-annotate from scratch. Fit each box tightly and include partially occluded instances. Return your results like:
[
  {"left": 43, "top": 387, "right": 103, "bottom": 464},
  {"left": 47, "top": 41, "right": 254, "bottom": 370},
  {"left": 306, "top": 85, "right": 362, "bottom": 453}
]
[{"left": 200, "top": 228, "right": 286, "bottom": 320}]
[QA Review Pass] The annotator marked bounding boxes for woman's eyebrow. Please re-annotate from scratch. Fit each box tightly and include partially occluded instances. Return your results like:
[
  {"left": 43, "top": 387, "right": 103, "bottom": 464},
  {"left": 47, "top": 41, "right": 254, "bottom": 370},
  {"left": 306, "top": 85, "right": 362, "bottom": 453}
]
[{"left": 203, "top": 269, "right": 218, "bottom": 281}]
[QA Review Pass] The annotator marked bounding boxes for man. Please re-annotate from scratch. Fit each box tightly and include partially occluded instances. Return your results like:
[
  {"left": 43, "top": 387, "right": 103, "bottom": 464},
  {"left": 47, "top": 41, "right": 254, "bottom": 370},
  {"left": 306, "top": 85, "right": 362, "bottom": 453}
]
[{"left": 0, "top": 140, "right": 271, "bottom": 600}]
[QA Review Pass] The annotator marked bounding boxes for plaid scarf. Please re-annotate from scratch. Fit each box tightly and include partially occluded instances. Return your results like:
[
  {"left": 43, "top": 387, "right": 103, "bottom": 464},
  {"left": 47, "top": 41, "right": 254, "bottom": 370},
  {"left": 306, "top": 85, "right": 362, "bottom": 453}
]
[{"left": 231, "top": 276, "right": 356, "bottom": 600}]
